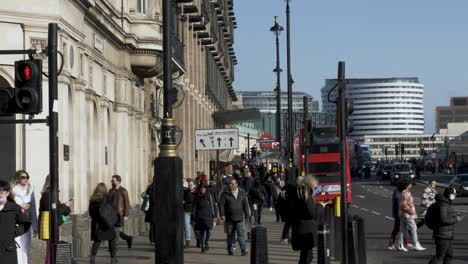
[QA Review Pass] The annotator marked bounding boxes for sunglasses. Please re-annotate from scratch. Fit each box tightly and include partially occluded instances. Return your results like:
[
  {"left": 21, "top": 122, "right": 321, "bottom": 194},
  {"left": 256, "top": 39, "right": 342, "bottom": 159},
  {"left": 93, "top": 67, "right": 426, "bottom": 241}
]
[{"left": 20, "top": 175, "right": 30, "bottom": 180}]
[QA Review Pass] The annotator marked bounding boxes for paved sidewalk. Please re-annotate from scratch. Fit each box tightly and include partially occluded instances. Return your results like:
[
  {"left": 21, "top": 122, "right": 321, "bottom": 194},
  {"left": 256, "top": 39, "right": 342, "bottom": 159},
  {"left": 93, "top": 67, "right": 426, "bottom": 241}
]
[{"left": 35, "top": 211, "right": 338, "bottom": 263}]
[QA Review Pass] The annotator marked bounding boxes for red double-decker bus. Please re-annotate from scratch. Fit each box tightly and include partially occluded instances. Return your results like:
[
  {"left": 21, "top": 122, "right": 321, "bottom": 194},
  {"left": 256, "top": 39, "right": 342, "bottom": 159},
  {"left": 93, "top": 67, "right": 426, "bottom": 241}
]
[{"left": 294, "top": 126, "right": 352, "bottom": 205}]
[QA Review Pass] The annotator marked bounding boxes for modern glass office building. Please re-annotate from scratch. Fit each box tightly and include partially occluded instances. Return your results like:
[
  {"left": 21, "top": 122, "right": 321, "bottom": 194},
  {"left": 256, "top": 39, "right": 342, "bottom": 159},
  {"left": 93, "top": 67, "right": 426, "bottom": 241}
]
[{"left": 321, "top": 78, "right": 425, "bottom": 136}]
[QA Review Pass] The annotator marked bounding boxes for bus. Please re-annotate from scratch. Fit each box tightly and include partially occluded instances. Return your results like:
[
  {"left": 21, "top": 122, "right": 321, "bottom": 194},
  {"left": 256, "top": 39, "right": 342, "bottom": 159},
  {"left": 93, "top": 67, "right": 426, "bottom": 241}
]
[{"left": 294, "top": 127, "right": 352, "bottom": 205}]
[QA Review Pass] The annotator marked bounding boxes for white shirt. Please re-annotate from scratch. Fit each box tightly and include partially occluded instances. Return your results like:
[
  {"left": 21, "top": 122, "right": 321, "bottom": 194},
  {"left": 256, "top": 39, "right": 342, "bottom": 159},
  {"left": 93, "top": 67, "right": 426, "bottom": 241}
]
[{"left": 232, "top": 188, "right": 239, "bottom": 199}]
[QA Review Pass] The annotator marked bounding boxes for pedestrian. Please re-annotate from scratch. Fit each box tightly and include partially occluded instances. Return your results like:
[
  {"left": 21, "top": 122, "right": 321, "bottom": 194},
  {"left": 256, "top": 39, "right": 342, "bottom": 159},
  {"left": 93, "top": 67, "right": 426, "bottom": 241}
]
[
  {"left": 218, "top": 178, "right": 250, "bottom": 256},
  {"left": 427, "top": 187, "right": 464, "bottom": 264},
  {"left": 396, "top": 179, "right": 426, "bottom": 251},
  {"left": 142, "top": 182, "right": 155, "bottom": 244},
  {"left": 388, "top": 180, "right": 408, "bottom": 250},
  {"left": 248, "top": 180, "right": 266, "bottom": 225},
  {"left": 12, "top": 170, "right": 38, "bottom": 264},
  {"left": 290, "top": 175, "right": 326, "bottom": 264},
  {"left": 109, "top": 175, "right": 133, "bottom": 249},
  {"left": 274, "top": 176, "right": 285, "bottom": 222},
  {"left": 38, "top": 175, "right": 72, "bottom": 264},
  {"left": 192, "top": 183, "right": 217, "bottom": 253},
  {"left": 89, "top": 183, "right": 119, "bottom": 264},
  {"left": 0, "top": 180, "right": 32, "bottom": 264},
  {"left": 280, "top": 176, "right": 304, "bottom": 243},
  {"left": 183, "top": 178, "right": 196, "bottom": 248},
  {"left": 417, "top": 180, "right": 438, "bottom": 229},
  {"left": 240, "top": 171, "right": 254, "bottom": 193},
  {"left": 264, "top": 175, "right": 276, "bottom": 211}
]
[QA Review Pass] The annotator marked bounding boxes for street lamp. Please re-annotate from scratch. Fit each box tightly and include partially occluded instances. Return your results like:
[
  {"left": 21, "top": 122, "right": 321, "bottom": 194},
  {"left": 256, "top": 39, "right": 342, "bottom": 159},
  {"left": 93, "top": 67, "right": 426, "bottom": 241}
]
[
  {"left": 270, "top": 16, "right": 283, "bottom": 161},
  {"left": 152, "top": 0, "right": 184, "bottom": 263},
  {"left": 285, "top": 0, "right": 295, "bottom": 185}
]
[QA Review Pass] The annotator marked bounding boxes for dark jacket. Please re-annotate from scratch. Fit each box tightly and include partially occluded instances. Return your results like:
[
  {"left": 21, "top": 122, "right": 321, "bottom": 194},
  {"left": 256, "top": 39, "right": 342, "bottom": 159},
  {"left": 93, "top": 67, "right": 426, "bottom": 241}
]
[
  {"left": 192, "top": 191, "right": 217, "bottom": 230},
  {"left": 248, "top": 185, "right": 266, "bottom": 206},
  {"left": 392, "top": 189, "right": 400, "bottom": 219},
  {"left": 219, "top": 188, "right": 250, "bottom": 222},
  {"left": 432, "top": 194, "right": 459, "bottom": 240},
  {"left": 0, "top": 200, "right": 31, "bottom": 263},
  {"left": 240, "top": 177, "right": 254, "bottom": 192},
  {"left": 290, "top": 191, "right": 321, "bottom": 251},
  {"left": 183, "top": 189, "right": 196, "bottom": 213},
  {"left": 144, "top": 184, "right": 153, "bottom": 223},
  {"left": 89, "top": 195, "right": 118, "bottom": 241},
  {"left": 279, "top": 184, "right": 296, "bottom": 222},
  {"left": 39, "top": 191, "right": 71, "bottom": 227}
]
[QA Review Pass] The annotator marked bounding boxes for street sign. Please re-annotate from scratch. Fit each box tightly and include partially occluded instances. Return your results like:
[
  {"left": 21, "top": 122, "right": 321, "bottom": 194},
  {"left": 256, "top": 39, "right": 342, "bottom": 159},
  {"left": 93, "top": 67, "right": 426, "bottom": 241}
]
[
  {"left": 272, "top": 142, "right": 280, "bottom": 149},
  {"left": 259, "top": 133, "right": 274, "bottom": 149},
  {"left": 195, "top": 128, "right": 239, "bottom": 151}
]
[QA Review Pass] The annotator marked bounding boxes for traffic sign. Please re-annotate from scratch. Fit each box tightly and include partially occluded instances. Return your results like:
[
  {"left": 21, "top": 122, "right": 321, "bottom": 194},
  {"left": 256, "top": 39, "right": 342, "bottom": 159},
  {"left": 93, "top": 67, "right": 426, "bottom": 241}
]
[
  {"left": 195, "top": 128, "right": 239, "bottom": 151},
  {"left": 259, "top": 133, "right": 274, "bottom": 149},
  {"left": 272, "top": 142, "right": 280, "bottom": 149}
]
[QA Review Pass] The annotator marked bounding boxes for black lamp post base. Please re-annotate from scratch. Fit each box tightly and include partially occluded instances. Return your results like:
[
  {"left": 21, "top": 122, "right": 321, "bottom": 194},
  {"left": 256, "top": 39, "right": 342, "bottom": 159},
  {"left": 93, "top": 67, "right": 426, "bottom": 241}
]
[{"left": 153, "top": 156, "right": 184, "bottom": 264}]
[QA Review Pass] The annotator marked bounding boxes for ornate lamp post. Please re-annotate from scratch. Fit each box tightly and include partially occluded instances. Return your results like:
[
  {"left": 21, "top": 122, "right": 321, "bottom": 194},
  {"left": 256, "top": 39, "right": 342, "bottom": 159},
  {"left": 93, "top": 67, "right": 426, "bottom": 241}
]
[
  {"left": 152, "top": 0, "right": 184, "bottom": 263},
  {"left": 270, "top": 16, "right": 283, "bottom": 159},
  {"left": 285, "top": 0, "right": 295, "bottom": 184}
]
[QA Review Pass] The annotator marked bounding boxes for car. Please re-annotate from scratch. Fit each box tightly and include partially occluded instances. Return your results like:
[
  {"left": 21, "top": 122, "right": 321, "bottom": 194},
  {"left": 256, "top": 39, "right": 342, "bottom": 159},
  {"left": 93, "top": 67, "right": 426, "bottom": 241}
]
[
  {"left": 449, "top": 174, "right": 468, "bottom": 197},
  {"left": 382, "top": 163, "right": 416, "bottom": 185}
]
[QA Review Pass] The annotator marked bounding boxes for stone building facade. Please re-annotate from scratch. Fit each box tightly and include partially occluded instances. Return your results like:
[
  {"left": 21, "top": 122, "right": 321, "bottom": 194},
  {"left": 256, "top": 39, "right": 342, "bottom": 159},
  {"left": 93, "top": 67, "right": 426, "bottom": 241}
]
[{"left": 0, "top": 0, "right": 237, "bottom": 258}]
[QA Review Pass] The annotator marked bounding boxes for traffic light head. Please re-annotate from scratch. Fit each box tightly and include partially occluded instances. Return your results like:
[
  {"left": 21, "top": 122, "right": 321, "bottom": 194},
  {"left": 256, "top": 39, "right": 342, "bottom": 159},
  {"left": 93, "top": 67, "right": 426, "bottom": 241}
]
[{"left": 13, "top": 59, "right": 43, "bottom": 115}]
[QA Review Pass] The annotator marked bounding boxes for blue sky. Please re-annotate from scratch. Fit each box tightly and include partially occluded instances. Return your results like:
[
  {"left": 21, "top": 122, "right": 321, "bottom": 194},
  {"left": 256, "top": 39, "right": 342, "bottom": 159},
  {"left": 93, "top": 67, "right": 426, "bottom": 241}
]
[{"left": 233, "top": 0, "right": 468, "bottom": 133}]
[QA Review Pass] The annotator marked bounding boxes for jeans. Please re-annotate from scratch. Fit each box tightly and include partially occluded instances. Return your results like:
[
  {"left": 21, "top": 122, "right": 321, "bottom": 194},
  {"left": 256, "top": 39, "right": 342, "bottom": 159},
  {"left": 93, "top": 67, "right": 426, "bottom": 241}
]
[
  {"left": 199, "top": 228, "right": 212, "bottom": 248},
  {"left": 91, "top": 238, "right": 117, "bottom": 258},
  {"left": 398, "top": 218, "right": 419, "bottom": 246},
  {"left": 299, "top": 248, "right": 313, "bottom": 264},
  {"left": 184, "top": 212, "right": 192, "bottom": 241},
  {"left": 226, "top": 221, "right": 247, "bottom": 252},
  {"left": 429, "top": 239, "right": 453, "bottom": 264},
  {"left": 281, "top": 221, "right": 291, "bottom": 240}
]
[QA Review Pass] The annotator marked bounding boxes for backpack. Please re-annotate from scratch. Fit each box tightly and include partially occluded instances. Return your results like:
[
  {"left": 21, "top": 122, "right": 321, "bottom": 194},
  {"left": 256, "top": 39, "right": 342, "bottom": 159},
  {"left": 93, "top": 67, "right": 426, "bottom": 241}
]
[
  {"left": 424, "top": 203, "right": 438, "bottom": 230},
  {"left": 99, "top": 201, "right": 118, "bottom": 229}
]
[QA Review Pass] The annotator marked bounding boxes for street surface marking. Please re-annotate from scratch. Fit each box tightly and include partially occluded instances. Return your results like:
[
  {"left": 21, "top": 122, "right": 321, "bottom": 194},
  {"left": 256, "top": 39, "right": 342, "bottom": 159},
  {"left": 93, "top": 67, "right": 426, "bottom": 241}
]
[
  {"left": 385, "top": 216, "right": 394, "bottom": 221},
  {"left": 371, "top": 211, "right": 381, "bottom": 216},
  {"left": 361, "top": 208, "right": 369, "bottom": 212},
  {"left": 356, "top": 195, "right": 366, "bottom": 199}
]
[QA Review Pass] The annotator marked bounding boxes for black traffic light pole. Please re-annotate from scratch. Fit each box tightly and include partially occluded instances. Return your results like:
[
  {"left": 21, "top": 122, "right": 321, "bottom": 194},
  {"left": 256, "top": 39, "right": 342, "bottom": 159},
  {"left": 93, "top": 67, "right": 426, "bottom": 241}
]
[
  {"left": 337, "top": 61, "right": 349, "bottom": 264},
  {"left": 152, "top": 0, "right": 184, "bottom": 263},
  {"left": 303, "top": 96, "right": 309, "bottom": 176},
  {"left": 48, "top": 23, "right": 60, "bottom": 264}
]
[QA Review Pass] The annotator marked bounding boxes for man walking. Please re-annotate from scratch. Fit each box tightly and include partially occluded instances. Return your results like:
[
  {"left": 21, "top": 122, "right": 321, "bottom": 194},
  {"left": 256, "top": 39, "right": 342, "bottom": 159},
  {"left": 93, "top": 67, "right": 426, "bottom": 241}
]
[
  {"left": 219, "top": 178, "right": 250, "bottom": 256},
  {"left": 427, "top": 187, "right": 464, "bottom": 264},
  {"left": 418, "top": 180, "right": 438, "bottom": 229},
  {"left": 109, "top": 175, "right": 133, "bottom": 248}
]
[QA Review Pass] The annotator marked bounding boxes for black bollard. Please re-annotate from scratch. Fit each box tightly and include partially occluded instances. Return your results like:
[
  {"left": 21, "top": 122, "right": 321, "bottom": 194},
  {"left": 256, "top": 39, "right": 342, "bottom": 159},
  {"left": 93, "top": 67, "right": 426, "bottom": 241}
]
[
  {"left": 356, "top": 216, "right": 367, "bottom": 264},
  {"left": 347, "top": 217, "right": 360, "bottom": 264},
  {"left": 317, "top": 224, "right": 331, "bottom": 264},
  {"left": 333, "top": 216, "right": 341, "bottom": 261},
  {"left": 251, "top": 226, "right": 268, "bottom": 264}
]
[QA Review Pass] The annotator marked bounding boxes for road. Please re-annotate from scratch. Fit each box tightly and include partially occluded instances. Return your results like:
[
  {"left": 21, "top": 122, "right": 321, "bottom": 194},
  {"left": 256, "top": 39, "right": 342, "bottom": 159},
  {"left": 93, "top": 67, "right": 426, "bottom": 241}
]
[{"left": 351, "top": 176, "right": 468, "bottom": 264}]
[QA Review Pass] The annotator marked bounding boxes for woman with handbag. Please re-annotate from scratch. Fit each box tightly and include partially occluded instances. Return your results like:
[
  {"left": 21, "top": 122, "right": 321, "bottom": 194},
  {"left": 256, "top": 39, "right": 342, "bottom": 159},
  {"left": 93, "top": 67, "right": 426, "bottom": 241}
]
[
  {"left": 142, "top": 182, "right": 155, "bottom": 244},
  {"left": 38, "top": 175, "right": 72, "bottom": 264},
  {"left": 0, "top": 180, "right": 32, "bottom": 264},
  {"left": 89, "top": 183, "right": 118, "bottom": 264},
  {"left": 12, "top": 170, "right": 38, "bottom": 264},
  {"left": 192, "top": 183, "right": 217, "bottom": 253}
]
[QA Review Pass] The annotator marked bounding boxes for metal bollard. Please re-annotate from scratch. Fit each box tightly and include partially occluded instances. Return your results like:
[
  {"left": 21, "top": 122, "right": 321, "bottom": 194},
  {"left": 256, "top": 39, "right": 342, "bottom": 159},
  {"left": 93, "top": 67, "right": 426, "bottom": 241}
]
[
  {"left": 324, "top": 206, "right": 335, "bottom": 260},
  {"left": 317, "top": 224, "right": 331, "bottom": 264},
  {"left": 333, "top": 216, "right": 341, "bottom": 261},
  {"left": 56, "top": 240, "right": 72, "bottom": 264},
  {"left": 250, "top": 226, "right": 268, "bottom": 264},
  {"left": 356, "top": 216, "right": 367, "bottom": 264},
  {"left": 347, "top": 217, "right": 360, "bottom": 264}
]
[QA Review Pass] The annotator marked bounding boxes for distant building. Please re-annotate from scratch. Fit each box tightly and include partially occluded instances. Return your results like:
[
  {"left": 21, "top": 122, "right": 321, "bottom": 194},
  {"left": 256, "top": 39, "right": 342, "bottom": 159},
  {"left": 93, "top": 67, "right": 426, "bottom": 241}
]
[
  {"left": 436, "top": 97, "right": 468, "bottom": 132},
  {"left": 321, "top": 78, "right": 425, "bottom": 136},
  {"left": 236, "top": 91, "right": 316, "bottom": 135}
]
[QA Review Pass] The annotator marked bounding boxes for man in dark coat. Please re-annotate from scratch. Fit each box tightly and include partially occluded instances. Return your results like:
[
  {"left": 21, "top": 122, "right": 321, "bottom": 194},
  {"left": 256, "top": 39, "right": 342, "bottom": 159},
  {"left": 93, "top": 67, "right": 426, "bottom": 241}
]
[
  {"left": 109, "top": 175, "right": 133, "bottom": 248},
  {"left": 0, "top": 180, "right": 31, "bottom": 264},
  {"left": 428, "top": 188, "right": 463, "bottom": 264},
  {"left": 248, "top": 180, "right": 266, "bottom": 225},
  {"left": 219, "top": 178, "right": 250, "bottom": 256}
]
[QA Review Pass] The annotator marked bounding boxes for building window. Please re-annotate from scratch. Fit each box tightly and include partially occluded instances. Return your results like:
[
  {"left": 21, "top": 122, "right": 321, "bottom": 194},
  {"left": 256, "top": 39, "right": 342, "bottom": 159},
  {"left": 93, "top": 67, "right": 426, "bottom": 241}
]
[{"left": 137, "top": 0, "right": 146, "bottom": 14}]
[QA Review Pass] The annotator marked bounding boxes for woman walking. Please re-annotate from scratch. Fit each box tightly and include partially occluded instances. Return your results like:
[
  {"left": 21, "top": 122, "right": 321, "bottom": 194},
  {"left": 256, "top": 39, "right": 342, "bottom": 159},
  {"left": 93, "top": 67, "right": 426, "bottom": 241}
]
[
  {"left": 248, "top": 180, "right": 266, "bottom": 225},
  {"left": 290, "top": 175, "right": 325, "bottom": 264},
  {"left": 12, "top": 170, "right": 38, "bottom": 264},
  {"left": 396, "top": 179, "right": 426, "bottom": 251},
  {"left": 417, "top": 180, "right": 437, "bottom": 229},
  {"left": 192, "top": 183, "right": 217, "bottom": 253},
  {"left": 89, "top": 183, "right": 119, "bottom": 264},
  {"left": 0, "top": 180, "right": 31, "bottom": 264}
]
